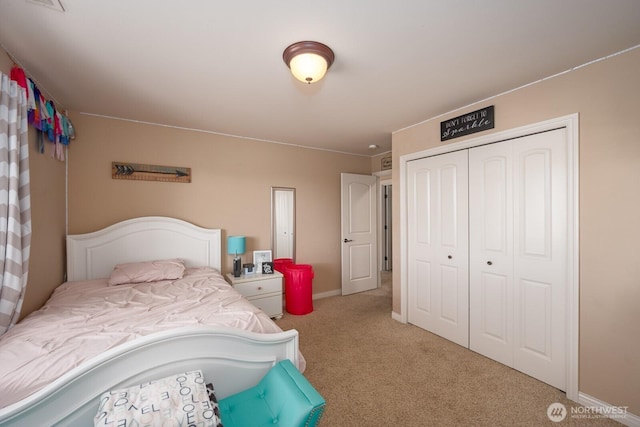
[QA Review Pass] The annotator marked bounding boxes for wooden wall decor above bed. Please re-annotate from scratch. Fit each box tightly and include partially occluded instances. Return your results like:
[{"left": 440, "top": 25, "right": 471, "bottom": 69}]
[{"left": 112, "top": 161, "right": 191, "bottom": 183}]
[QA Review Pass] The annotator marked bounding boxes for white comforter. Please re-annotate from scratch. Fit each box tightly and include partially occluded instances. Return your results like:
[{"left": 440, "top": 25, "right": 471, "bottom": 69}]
[{"left": 0, "top": 267, "right": 290, "bottom": 408}]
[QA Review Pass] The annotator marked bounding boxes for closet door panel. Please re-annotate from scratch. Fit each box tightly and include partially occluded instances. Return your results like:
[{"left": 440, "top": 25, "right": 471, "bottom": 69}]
[
  {"left": 414, "top": 170, "right": 432, "bottom": 245},
  {"left": 480, "top": 273, "right": 508, "bottom": 341},
  {"left": 512, "top": 129, "right": 567, "bottom": 391},
  {"left": 440, "top": 164, "right": 459, "bottom": 247},
  {"left": 519, "top": 149, "right": 551, "bottom": 258},
  {"left": 415, "top": 260, "right": 432, "bottom": 313},
  {"left": 409, "top": 168, "right": 435, "bottom": 319},
  {"left": 519, "top": 278, "right": 552, "bottom": 357},
  {"left": 408, "top": 151, "right": 469, "bottom": 347},
  {"left": 482, "top": 156, "right": 509, "bottom": 252},
  {"left": 439, "top": 162, "right": 464, "bottom": 328},
  {"left": 469, "top": 143, "right": 514, "bottom": 365},
  {"left": 440, "top": 264, "right": 460, "bottom": 323}
]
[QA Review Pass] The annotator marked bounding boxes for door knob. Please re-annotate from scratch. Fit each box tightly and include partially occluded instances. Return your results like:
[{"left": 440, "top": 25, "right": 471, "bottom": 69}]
[
  {"left": 487, "top": 261, "right": 493, "bottom": 266},
  {"left": 343, "top": 238, "right": 353, "bottom": 243},
  {"left": 448, "top": 255, "right": 452, "bottom": 259}
]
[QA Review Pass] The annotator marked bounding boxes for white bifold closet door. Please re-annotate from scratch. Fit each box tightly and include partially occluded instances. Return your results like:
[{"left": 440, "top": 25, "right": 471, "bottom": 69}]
[
  {"left": 407, "top": 128, "right": 567, "bottom": 391},
  {"left": 407, "top": 150, "right": 469, "bottom": 348},
  {"left": 469, "top": 129, "right": 567, "bottom": 391}
]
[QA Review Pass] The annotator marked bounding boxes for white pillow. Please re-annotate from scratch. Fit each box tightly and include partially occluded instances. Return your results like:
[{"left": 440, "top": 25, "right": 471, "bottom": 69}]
[{"left": 108, "top": 259, "right": 186, "bottom": 286}]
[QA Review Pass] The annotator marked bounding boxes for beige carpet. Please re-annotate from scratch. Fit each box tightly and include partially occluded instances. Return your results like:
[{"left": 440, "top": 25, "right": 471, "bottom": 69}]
[{"left": 276, "top": 273, "right": 620, "bottom": 427}]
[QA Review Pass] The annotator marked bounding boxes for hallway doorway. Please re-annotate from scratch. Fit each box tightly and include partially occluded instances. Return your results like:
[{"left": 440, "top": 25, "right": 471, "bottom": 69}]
[{"left": 381, "top": 182, "right": 392, "bottom": 271}]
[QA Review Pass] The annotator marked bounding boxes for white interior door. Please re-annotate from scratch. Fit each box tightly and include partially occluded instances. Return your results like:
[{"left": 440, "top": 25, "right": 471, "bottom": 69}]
[
  {"left": 341, "top": 173, "right": 378, "bottom": 295},
  {"left": 469, "top": 129, "right": 567, "bottom": 391},
  {"left": 407, "top": 151, "right": 469, "bottom": 347}
]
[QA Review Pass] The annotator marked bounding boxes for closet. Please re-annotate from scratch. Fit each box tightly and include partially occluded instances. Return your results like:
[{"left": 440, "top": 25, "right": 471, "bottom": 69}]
[{"left": 407, "top": 128, "right": 568, "bottom": 391}]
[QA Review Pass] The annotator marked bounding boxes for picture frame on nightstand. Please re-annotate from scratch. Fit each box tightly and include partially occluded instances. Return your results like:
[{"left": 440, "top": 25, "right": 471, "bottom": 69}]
[
  {"left": 253, "top": 250, "right": 272, "bottom": 274},
  {"left": 262, "top": 261, "right": 274, "bottom": 274}
]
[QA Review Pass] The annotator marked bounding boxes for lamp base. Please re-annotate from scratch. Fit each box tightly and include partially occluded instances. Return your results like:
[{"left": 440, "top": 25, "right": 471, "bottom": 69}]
[{"left": 233, "top": 256, "right": 242, "bottom": 277}]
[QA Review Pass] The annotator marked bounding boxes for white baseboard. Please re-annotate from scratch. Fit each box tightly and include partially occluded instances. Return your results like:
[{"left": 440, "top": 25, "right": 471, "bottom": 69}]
[
  {"left": 391, "top": 311, "right": 403, "bottom": 322},
  {"left": 312, "top": 289, "right": 341, "bottom": 300},
  {"left": 577, "top": 392, "right": 639, "bottom": 427}
]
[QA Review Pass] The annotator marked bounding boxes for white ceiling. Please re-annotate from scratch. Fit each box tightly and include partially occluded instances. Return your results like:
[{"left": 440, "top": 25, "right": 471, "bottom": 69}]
[{"left": 1, "top": 1, "right": 639, "bottom": 156}]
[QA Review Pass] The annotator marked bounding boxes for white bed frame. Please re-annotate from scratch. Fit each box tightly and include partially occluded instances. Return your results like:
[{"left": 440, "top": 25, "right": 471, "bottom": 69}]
[{"left": 0, "top": 216, "right": 300, "bottom": 426}]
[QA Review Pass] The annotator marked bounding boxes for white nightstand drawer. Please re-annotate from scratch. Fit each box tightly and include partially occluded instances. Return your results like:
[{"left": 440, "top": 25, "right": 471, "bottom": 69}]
[
  {"left": 225, "top": 272, "right": 283, "bottom": 319},
  {"left": 233, "top": 277, "right": 281, "bottom": 297},
  {"left": 248, "top": 294, "right": 282, "bottom": 319}
]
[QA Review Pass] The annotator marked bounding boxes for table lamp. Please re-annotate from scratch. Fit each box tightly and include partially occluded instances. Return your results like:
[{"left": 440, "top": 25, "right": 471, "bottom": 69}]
[{"left": 227, "top": 236, "right": 246, "bottom": 277}]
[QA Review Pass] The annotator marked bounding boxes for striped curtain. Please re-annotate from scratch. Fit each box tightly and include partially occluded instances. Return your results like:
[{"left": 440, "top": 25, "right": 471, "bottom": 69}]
[{"left": 0, "top": 72, "right": 31, "bottom": 336}]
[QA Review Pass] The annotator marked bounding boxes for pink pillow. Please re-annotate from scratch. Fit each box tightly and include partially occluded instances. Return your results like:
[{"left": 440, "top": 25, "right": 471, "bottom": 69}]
[{"left": 108, "top": 259, "right": 186, "bottom": 286}]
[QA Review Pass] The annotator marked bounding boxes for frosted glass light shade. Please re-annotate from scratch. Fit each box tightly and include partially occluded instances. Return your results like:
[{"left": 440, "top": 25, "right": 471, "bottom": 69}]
[
  {"left": 290, "top": 53, "right": 328, "bottom": 83},
  {"left": 227, "top": 236, "right": 246, "bottom": 255},
  {"left": 283, "top": 41, "right": 335, "bottom": 85}
]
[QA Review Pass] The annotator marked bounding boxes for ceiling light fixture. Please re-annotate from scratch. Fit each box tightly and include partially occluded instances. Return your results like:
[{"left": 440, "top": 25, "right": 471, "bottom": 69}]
[
  {"left": 26, "top": 0, "right": 65, "bottom": 12},
  {"left": 283, "top": 41, "right": 335, "bottom": 84}
]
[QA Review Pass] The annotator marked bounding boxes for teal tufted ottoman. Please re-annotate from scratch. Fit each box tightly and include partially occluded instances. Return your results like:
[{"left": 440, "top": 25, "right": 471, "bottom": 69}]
[{"left": 218, "top": 359, "right": 325, "bottom": 427}]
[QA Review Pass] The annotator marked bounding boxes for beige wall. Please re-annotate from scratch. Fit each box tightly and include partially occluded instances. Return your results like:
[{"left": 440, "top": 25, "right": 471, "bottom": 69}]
[
  {"left": 370, "top": 151, "right": 392, "bottom": 174},
  {"left": 392, "top": 48, "right": 640, "bottom": 413},
  {"left": 66, "top": 113, "right": 371, "bottom": 295},
  {"left": 0, "top": 50, "right": 67, "bottom": 319}
]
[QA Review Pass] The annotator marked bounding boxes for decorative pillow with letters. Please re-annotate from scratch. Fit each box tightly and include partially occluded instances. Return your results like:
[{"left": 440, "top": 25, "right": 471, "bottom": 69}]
[{"left": 94, "top": 370, "right": 223, "bottom": 427}]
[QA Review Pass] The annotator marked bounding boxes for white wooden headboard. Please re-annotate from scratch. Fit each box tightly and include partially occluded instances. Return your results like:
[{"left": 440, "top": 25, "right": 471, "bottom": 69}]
[{"left": 66, "top": 216, "right": 222, "bottom": 281}]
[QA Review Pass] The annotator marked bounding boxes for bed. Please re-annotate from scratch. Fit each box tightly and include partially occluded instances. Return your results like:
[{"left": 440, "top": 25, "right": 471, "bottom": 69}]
[{"left": 0, "top": 216, "right": 303, "bottom": 426}]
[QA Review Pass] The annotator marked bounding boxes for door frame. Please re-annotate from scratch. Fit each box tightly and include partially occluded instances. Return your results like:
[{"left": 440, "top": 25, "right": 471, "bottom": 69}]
[
  {"left": 376, "top": 170, "right": 392, "bottom": 274},
  {"left": 399, "top": 113, "right": 579, "bottom": 401}
]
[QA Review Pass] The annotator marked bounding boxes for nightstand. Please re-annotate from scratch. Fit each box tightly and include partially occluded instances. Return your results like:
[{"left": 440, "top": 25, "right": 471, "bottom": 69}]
[{"left": 225, "top": 271, "right": 283, "bottom": 319}]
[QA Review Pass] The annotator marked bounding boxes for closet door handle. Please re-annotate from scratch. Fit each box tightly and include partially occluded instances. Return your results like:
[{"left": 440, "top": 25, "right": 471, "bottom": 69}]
[
  {"left": 343, "top": 238, "right": 353, "bottom": 243},
  {"left": 448, "top": 255, "right": 452, "bottom": 259},
  {"left": 487, "top": 261, "right": 493, "bottom": 266}
]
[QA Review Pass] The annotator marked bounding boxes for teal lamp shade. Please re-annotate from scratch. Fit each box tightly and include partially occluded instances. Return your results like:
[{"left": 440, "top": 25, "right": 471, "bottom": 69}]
[
  {"left": 227, "top": 236, "right": 246, "bottom": 256},
  {"left": 228, "top": 236, "right": 246, "bottom": 277}
]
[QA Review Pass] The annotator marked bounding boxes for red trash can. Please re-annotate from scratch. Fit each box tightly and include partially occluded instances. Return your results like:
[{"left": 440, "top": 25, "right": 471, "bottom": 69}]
[
  {"left": 273, "top": 258, "right": 293, "bottom": 274},
  {"left": 284, "top": 264, "right": 314, "bottom": 315}
]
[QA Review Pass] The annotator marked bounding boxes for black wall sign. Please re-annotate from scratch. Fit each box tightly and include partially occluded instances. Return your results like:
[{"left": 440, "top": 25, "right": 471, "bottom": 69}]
[{"left": 440, "top": 106, "right": 494, "bottom": 141}]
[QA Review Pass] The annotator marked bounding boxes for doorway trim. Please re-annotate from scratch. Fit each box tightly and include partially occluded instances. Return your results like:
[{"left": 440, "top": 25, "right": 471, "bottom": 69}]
[
  {"left": 375, "top": 169, "right": 392, "bottom": 281},
  {"left": 399, "top": 113, "right": 579, "bottom": 401},
  {"left": 378, "top": 178, "right": 392, "bottom": 276}
]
